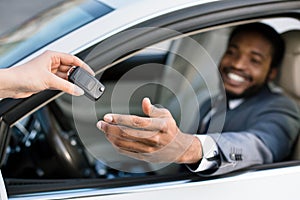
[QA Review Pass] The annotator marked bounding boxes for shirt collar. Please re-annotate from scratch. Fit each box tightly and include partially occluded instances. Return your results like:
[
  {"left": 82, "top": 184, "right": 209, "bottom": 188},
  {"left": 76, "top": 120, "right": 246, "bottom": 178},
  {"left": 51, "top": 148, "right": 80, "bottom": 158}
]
[{"left": 228, "top": 98, "right": 244, "bottom": 110}]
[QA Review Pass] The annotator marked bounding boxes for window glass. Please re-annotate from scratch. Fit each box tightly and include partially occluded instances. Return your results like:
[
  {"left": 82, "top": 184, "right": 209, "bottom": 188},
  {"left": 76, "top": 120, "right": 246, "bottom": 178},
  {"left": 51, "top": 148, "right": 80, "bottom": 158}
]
[{"left": 0, "top": 0, "right": 113, "bottom": 69}]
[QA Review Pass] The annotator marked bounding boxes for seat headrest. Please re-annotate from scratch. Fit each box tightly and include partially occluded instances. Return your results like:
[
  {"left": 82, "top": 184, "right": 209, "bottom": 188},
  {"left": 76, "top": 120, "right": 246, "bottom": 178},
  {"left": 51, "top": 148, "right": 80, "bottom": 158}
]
[{"left": 279, "top": 30, "right": 300, "bottom": 99}]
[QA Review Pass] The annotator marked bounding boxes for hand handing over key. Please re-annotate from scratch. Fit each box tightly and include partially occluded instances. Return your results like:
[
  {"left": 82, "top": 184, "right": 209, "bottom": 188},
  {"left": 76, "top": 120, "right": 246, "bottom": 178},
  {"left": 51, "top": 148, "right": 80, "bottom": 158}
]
[{"left": 0, "top": 50, "right": 94, "bottom": 99}]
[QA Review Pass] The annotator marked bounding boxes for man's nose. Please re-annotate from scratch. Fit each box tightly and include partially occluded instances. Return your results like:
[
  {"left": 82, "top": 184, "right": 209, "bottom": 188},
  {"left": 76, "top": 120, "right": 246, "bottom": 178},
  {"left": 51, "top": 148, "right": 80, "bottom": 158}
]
[{"left": 232, "top": 56, "right": 247, "bottom": 70}]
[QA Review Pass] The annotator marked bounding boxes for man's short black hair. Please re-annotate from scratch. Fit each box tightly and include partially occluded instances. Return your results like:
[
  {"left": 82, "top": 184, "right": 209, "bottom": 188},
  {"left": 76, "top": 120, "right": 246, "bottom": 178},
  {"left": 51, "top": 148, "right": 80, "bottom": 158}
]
[{"left": 229, "top": 22, "right": 285, "bottom": 69}]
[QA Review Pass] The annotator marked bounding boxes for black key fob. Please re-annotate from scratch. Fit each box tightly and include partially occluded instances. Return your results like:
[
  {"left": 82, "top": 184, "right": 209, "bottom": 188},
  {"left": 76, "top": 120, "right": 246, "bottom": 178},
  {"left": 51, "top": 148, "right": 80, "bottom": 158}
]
[{"left": 68, "top": 66, "right": 105, "bottom": 101}]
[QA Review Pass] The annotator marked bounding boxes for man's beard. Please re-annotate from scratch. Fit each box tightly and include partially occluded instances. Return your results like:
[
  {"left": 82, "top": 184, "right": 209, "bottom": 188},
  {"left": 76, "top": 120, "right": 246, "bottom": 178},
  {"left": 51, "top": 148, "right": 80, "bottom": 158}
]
[
  {"left": 225, "top": 82, "right": 267, "bottom": 100},
  {"left": 219, "top": 66, "right": 270, "bottom": 100}
]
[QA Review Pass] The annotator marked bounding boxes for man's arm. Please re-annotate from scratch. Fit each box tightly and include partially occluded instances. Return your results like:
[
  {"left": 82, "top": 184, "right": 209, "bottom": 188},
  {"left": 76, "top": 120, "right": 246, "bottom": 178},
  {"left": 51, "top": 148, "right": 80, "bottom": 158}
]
[{"left": 197, "top": 95, "right": 300, "bottom": 176}]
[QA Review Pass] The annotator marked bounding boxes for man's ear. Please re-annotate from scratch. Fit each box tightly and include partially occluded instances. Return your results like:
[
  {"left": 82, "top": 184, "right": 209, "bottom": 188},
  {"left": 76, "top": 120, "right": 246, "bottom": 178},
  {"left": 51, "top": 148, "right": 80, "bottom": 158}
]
[{"left": 268, "top": 68, "right": 278, "bottom": 81}]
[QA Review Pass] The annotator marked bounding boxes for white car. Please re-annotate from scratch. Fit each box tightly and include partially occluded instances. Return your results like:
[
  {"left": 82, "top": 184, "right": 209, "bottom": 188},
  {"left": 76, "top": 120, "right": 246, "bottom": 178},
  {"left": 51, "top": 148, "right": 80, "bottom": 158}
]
[{"left": 0, "top": 0, "right": 299, "bottom": 199}]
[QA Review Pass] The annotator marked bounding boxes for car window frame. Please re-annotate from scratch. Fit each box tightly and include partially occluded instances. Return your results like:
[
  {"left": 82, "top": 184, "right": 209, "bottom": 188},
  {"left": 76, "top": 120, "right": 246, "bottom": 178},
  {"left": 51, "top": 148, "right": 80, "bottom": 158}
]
[{"left": 2, "top": 0, "right": 300, "bottom": 198}]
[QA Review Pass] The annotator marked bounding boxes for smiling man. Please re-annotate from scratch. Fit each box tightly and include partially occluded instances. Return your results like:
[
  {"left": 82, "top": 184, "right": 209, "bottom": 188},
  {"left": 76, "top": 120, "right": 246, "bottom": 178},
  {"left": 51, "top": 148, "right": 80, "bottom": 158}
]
[
  {"left": 220, "top": 23, "right": 279, "bottom": 99},
  {"left": 97, "top": 23, "right": 300, "bottom": 175}
]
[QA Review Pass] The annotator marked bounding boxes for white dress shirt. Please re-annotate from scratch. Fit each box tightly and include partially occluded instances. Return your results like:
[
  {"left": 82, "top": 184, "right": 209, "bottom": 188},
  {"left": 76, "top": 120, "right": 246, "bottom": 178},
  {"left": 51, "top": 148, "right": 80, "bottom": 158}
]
[{"left": 187, "top": 98, "right": 244, "bottom": 172}]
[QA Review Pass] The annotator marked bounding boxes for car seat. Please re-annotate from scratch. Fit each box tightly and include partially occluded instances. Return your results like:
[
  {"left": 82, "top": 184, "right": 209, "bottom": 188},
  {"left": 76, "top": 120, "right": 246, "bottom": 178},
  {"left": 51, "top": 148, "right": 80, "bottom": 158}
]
[{"left": 278, "top": 30, "right": 300, "bottom": 160}]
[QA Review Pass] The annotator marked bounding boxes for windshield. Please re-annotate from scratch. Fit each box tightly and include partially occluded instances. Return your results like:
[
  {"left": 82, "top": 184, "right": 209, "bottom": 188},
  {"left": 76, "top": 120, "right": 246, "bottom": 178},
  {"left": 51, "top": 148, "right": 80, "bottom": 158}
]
[{"left": 0, "top": 0, "right": 113, "bottom": 69}]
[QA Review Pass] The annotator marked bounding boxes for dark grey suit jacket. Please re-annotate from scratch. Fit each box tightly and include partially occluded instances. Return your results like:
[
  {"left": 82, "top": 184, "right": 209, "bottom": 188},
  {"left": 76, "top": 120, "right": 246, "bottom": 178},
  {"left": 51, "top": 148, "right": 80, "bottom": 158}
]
[{"left": 198, "top": 84, "right": 300, "bottom": 175}]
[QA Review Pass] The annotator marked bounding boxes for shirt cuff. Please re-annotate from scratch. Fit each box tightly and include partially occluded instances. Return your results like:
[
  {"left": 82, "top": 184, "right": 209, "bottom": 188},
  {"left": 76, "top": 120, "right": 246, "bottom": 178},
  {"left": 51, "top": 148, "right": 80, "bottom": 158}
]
[{"left": 186, "top": 135, "right": 220, "bottom": 172}]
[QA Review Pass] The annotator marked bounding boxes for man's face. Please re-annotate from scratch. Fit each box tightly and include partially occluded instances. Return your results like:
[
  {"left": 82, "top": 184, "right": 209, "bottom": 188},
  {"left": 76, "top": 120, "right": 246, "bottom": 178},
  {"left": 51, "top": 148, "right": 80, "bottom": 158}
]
[{"left": 219, "top": 31, "right": 274, "bottom": 98}]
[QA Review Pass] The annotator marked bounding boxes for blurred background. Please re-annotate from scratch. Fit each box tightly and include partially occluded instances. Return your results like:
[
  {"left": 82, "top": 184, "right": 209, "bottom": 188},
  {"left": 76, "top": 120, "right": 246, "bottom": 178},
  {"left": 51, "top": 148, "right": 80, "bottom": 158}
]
[{"left": 0, "top": 0, "right": 64, "bottom": 36}]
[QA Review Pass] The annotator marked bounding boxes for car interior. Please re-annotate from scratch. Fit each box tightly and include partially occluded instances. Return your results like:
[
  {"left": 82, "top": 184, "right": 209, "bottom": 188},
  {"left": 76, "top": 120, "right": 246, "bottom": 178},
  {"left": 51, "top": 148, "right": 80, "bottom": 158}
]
[
  {"left": 279, "top": 30, "right": 300, "bottom": 160},
  {"left": 1, "top": 16, "right": 300, "bottom": 188}
]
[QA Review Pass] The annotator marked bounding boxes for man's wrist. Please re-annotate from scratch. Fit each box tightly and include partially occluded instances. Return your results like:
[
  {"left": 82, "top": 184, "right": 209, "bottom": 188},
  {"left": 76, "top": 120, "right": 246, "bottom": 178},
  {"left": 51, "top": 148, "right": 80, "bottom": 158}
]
[
  {"left": 186, "top": 135, "right": 220, "bottom": 173},
  {"left": 176, "top": 135, "right": 203, "bottom": 164}
]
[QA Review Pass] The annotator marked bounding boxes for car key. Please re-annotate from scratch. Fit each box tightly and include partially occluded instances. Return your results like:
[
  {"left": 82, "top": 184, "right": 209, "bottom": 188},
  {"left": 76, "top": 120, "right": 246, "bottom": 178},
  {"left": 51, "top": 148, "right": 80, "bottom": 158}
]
[{"left": 68, "top": 66, "right": 105, "bottom": 101}]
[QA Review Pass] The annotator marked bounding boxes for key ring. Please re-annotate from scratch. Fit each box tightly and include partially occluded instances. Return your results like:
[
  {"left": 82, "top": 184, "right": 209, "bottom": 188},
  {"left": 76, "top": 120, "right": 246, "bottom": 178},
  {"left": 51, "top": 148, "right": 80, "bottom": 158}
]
[{"left": 67, "top": 66, "right": 77, "bottom": 78}]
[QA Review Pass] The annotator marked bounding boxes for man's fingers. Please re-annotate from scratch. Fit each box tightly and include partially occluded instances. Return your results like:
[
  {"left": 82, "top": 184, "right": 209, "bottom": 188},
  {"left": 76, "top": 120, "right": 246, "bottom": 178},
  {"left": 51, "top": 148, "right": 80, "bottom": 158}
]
[
  {"left": 97, "top": 120, "right": 161, "bottom": 146},
  {"left": 142, "top": 97, "right": 171, "bottom": 118},
  {"left": 102, "top": 98, "right": 172, "bottom": 131},
  {"left": 105, "top": 133, "right": 158, "bottom": 154},
  {"left": 103, "top": 113, "right": 169, "bottom": 132}
]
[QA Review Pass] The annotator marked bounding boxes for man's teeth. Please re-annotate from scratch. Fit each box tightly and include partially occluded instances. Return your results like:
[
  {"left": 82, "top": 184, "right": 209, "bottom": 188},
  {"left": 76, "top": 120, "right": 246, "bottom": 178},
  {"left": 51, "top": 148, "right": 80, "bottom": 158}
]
[{"left": 228, "top": 73, "right": 245, "bottom": 82}]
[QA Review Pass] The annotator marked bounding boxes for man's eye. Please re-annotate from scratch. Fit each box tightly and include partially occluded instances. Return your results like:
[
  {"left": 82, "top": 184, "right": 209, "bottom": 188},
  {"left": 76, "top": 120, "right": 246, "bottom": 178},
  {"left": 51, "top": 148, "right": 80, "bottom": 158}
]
[
  {"left": 225, "top": 49, "right": 234, "bottom": 55},
  {"left": 251, "top": 58, "right": 262, "bottom": 65}
]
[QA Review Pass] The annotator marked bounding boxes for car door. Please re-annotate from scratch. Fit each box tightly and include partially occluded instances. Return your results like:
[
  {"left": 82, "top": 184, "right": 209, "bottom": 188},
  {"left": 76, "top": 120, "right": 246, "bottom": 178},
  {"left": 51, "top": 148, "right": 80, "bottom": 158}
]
[{"left": 1, "top": 0, "right": 300, "bottom": 199}]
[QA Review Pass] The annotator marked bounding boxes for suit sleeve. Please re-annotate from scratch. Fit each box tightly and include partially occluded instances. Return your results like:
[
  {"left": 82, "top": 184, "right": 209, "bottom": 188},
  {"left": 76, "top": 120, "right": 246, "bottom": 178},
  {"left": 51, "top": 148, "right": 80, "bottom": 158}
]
[
  {"left": 198, "top": 96, "right": 300, "bottom": 176},
  {"left": 208, "top": 132, "right": 273, "bottom": 175},
  {"left": 246, "top": 96, "right": 300, "bottom": 162}
]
